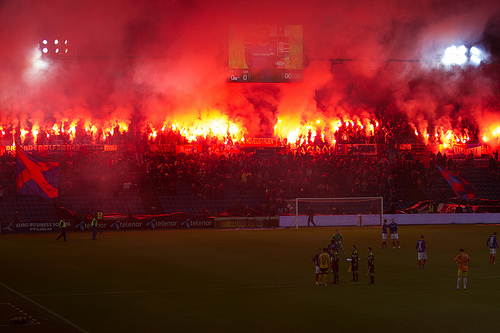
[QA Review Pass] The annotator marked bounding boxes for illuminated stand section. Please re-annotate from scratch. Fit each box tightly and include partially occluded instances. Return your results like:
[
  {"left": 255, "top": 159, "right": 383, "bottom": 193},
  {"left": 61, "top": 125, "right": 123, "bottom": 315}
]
[{"left": 288, "top": 197, "right": 383, "bottom": 229}]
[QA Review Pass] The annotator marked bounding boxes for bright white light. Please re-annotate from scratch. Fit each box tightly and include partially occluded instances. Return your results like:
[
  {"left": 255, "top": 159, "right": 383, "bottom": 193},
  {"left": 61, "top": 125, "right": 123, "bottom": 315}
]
[
  {"left": 442, "top": 45, "right": 468, "bottom": 66},
  {"left": 64, "top": 40, "right": 68, "bottom": 44},
  {"left": 42, "top": 39, "right": 48, "bottom": 45},
  {"left": 470, "top": 46, "right": 481, "bottom": 56},
  {"left": 55, "top": 48, "right": 59, "bottom": 53},
  {"left": 42, "top": 47, "right": 48, "bottom": 53},
  {"left": 470, "top": 55, "right": 481, "bottom": 66},
  {"left": 54, "top": 39, "right": 59, "bottom": 45}
]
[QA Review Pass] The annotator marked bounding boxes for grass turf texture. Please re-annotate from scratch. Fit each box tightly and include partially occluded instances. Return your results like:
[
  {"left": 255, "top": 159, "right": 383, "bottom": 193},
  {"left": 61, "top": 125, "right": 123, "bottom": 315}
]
[{"left": 0, "top": 225, "right": 499, "bottom": 333}]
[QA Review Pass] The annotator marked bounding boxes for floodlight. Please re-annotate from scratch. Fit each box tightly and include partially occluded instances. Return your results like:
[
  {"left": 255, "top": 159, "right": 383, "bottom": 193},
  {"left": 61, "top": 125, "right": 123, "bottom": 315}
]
[
  {"left": 54, "top": 39, "right": 59, "bottom": 45},
  {"left": 42, "top": 47, "right": 48, "bottom": 53},
  {"left": 42, "top": 39, "right": 48, "bottom": 45},
  {"left": 55, "top": 48, "right": 59, "bottom": 53},
  {"left": 470, "top": 46, "right": 481, "bottom": 56},
  {"left": 470, "top": 55, "right": 481, "bottom": 66},
  {"left": 456, "top": 45, "right": 467, "bottom": 65}
]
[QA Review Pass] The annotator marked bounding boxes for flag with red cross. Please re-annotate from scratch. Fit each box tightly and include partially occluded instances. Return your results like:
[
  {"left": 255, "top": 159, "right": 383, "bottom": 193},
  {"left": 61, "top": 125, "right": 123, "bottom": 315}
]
[{"left": 15, "top": 145, "right": 60, "bottom": 198}]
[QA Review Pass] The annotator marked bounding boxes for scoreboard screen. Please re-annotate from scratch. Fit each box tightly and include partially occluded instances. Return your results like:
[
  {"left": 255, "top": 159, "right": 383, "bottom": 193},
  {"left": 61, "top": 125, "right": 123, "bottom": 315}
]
[{"left": 229, "top": 25, "right": 303, "bottom": 83}]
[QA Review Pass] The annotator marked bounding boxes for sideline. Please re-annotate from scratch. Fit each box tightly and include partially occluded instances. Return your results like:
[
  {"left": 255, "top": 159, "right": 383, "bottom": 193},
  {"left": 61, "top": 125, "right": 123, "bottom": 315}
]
[{"left": 0, "top": 281, "right": 88, "bottom": 333}]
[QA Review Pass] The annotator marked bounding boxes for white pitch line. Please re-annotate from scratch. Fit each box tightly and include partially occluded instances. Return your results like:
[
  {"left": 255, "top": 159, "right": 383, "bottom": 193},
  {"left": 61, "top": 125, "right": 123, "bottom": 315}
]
[{"left": 0, "top": 281, "right": 88, "bottom": 333}]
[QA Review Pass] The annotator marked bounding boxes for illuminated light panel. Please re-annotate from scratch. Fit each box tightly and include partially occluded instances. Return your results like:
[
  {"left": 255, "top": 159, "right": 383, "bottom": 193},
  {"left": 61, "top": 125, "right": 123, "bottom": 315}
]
[{"left": 442, "top": 45, "right": 467, "bottom": 66}]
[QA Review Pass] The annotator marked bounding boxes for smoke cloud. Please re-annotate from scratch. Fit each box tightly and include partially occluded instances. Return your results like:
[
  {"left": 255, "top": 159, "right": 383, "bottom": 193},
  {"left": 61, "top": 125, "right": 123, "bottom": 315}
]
[{"left": 0, "top": 0, "right": 499, "bottom": 146}]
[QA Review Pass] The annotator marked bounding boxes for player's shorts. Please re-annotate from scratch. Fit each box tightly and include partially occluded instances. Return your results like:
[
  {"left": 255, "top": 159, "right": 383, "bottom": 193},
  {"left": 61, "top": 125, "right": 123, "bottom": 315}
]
[
  {"left": 368, "top": 265, "right": 374, "bottom": 274},
  {"left": 418, "top": 252, "right": 427, "bottom": 260},
  {"left": 315, "top": 266, "right": 320, "bottom": 274},
  {"left": 382, "top": 233, "right": 387, "bottom": 240},
  {"left": 352, "top": 263, "right": 358, "bottom": 271},
  {"left": 320, "top": 268, "right": 329, "bottom": 274},
  {"left": 391, "top": 233, "right": 399, "bottom": 240},
  {"left": 457, "top": 269, "right": 468, "bottom": 277},
  {"left": 490, "top": 248, "right": 497, "bottom": 255},
  {"left": 331, "top": 263, "right": 339, "bottom": 273}
]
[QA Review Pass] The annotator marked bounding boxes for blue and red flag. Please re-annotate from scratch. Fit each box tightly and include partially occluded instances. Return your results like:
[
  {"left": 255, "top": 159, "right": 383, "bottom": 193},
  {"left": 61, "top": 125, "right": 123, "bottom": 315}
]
[
  {"left": 15, "top": 145, "right": 60, "bottom": 198},
  {"left": 437, "top": 165, "right": 475, "bottom": 200}
]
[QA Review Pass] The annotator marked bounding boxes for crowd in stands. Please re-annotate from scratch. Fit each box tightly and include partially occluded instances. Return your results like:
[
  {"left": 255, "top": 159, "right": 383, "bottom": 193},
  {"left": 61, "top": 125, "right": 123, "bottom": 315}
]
[{"left": 145, "top": 148, "right": 410, "bottom": 215}]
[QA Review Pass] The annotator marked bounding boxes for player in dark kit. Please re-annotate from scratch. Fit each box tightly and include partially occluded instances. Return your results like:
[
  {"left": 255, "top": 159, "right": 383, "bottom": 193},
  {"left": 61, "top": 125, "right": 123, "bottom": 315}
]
[
  {"left": 367, "top": 247, "right": 374, "bottom": 285},
  {"left": 381, "top": 219, "right": 388, "bottom": 248},
  {"left": 348, "top": 245, "right": 359, "bottom": 282},
  {"left": 328, "top": 241, "right": 340, "bottom": 284},
  {"left": 307, "top": 205, "right": 316, "bottom": 227},
  {"left": 487, "top": 232, "right": 498, "bottom": 264},
  {"left": 389, "top": 219, "right": 400, "bottom": 248},
  {"left": 416, "top": 235, "right": 427, "bottom": 269},
  {"left": 313, "top": 248, "right": 322, "bottom": 285}
]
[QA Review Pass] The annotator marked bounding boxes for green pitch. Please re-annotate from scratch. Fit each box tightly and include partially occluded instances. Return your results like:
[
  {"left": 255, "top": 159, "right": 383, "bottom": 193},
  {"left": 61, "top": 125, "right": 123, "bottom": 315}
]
[{"left": 1, "top": 225, "right": 499, "bottom": 332}]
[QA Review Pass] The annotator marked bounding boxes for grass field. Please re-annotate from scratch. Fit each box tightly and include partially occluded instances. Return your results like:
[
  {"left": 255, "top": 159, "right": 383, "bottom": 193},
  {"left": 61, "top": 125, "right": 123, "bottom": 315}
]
[{"left": 1, "top": 225, "right": 499, "bottom": 333}]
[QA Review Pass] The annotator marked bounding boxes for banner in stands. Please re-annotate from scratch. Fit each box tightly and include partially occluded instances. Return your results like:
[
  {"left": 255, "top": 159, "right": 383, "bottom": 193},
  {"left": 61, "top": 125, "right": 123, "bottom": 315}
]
[
  {"left": 335, "top": 144, "right": 377, "bottom": 155},
  {"left": 0, "top": 213, "right": 214, "bottom": 234},
  {"left": 0, "top": 220, "right": 73, "bottom": 233},
  {"left": 214, "top": 216, "right": 279, "bottom": 229},
  {"left": 453, "top": 143, "right": 482, "bottom": 157},
  {"left": 175, "top": 145, "right": 203, "bottom": 154},
  {"left": 241, "top": 138, "right": 281, "bottom": 147},
  {"left": 1, "top": 144, "right": 139, "bottom": 157}
]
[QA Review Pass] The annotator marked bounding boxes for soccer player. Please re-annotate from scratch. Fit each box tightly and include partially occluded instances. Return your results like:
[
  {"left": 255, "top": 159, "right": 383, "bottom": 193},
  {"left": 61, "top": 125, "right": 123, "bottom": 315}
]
[
  {"left": 454, "top": 248, "right": 471, "bottom": 290},
  {"left": 347, "top": 245, "right": 359, "bottom": 282},
  {"left": 487, "top": 232, "right": 498, "bottom": 264},
  {"left": 332, "top": 229, "right": 347, "bottom": 258},
  {"left": 318, "top": 248, "right": 330, "bottom": 286},
  {"left": 416, "top": 235, "right": 427, "bottom": 269},
  {"left": 367, "top": 247, "right": 375, "bottom": 285},
  {"left": 307, "top": 206, "right": 316, "bottom": 227},
  {"left": 389, "top": 219, "right": 400, "bottom": 248},
  {"left": 328, "top": 242, "right": 340, "bottom": 284},
  {"left": 381, "top": 219, "right": 388, "bottom": 248},
  {"left": 312, "top": 248, "right": 322, "bottom": 285}
]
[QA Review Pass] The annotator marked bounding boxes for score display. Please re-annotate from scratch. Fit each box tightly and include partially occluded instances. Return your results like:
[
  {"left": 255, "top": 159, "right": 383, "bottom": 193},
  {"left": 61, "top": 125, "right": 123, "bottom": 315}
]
[{"left": 229, "top": 25, "right": 303, "bottom": 83}]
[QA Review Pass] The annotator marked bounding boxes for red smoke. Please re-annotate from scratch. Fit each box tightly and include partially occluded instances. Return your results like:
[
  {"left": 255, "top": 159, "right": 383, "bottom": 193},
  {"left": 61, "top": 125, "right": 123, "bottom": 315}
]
[{"left": 0, "top": 0, "right": 499, "bottom": 148}]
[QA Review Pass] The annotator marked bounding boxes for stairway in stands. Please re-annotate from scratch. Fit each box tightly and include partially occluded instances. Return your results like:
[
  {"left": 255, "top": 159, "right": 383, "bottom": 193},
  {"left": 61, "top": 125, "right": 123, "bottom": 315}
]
[{"left": 134, "top": 172, "right": 165, "bottom": 215}]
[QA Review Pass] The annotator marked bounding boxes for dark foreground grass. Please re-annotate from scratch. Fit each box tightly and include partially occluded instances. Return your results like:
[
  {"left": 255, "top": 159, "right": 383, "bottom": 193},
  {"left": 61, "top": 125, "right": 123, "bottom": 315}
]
[{"left": 1, "top": 225, "right": 499, "bottom": 333}]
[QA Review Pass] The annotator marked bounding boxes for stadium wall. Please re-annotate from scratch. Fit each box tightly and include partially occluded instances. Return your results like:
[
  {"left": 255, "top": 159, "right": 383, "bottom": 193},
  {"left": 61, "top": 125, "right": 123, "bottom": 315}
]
[{"left": 279, "top": 213, "right": 500, "bottom": 227}]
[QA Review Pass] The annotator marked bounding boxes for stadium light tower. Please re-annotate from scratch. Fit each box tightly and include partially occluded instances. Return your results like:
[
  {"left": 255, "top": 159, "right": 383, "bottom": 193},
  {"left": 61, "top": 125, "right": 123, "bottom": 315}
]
[
  {"left": 441, "top": 45, "right": 487, "bottom": 67},
  {"left": 39, "top": 38, "right": 73, "bottom": 56}
]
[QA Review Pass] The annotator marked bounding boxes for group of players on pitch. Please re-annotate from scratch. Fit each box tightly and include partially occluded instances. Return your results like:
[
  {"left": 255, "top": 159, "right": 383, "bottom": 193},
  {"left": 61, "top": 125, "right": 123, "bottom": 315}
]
[
  {"left": 313, "top": 229, "right": 374, "bottom": 286},
  {"left": 313, "top": 220, "right": 499, "bottom": 290}
]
